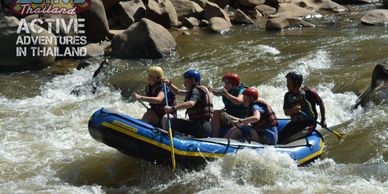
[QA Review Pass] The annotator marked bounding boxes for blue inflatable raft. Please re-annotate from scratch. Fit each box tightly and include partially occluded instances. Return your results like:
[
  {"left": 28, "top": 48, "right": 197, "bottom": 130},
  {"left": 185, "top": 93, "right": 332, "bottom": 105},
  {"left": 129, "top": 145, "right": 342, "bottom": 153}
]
[{"left": 88, "top": 108, "right": 324, "bottom": 168}]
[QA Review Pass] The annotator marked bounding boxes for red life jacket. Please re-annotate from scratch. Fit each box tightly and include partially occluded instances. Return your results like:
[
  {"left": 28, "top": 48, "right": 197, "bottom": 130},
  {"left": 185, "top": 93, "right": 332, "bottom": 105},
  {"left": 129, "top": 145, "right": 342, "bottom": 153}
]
[
  {"left": 185, "top": 85, "right": 213, "bottom": 121},
  {"left": 248, "top": 100, "right": 278, "bottom": 131}
]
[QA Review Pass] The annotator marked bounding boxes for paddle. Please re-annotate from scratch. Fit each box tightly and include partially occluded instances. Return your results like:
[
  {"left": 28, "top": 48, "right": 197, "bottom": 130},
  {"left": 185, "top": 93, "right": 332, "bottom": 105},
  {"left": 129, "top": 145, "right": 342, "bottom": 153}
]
[
  {"left": 163, "top": 83, "right": 176, "bottom": 170},
  {"left": 128, "top": 97, "right": 150, "bottom": 110},
  {"left": 299, "top": 111, "right": 345, "bottom": 141}
]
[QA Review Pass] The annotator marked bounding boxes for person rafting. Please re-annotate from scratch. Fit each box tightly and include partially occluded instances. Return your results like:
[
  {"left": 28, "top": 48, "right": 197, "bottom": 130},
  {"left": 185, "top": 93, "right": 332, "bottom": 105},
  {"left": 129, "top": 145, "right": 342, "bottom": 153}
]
[
  {"left": 163, "top": 70, "right": 213, "bottom": 138},
  {"left": 210, "top": 73, "right": 247, "bottom": 137},
  {"left": 132, "top": 66, "right": 176, "bottom": 127},
  {"left": 224, "top": 87, "right": 279, "bottom": 144},
  {"left": 278, "top": 71, "right": 326, "bottom": 144}
]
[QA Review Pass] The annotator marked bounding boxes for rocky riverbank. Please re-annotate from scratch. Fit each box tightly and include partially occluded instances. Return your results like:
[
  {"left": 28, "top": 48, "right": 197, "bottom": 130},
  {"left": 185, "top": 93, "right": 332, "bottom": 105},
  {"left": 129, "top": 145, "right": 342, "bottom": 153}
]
[{"left": 0, "top": 0, "right": 388, "bottom": 72}]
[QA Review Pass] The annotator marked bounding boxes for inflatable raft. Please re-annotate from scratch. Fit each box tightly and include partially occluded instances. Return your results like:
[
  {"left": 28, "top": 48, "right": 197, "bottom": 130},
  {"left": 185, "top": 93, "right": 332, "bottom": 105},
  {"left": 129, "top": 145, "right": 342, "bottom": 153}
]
[{"left": 88, "top": 108, "right": 324, "bottom": 168}]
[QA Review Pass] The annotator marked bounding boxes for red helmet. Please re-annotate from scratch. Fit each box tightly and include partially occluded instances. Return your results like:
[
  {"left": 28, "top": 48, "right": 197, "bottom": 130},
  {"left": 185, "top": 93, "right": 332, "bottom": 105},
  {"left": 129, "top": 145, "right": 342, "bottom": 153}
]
[
  {"left": 242, "top": 87, "right": 259, "bottom": 100},
  {"left": 222, "top": 73, "right": 240, "bottom": 87}
]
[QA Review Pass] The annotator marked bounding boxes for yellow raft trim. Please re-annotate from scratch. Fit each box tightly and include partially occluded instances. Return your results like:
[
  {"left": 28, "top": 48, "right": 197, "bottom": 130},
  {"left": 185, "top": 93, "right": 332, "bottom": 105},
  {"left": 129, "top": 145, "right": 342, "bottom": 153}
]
[
  {"left": 297, "top": 140, "right": 324, "bottom": 164},
  {"left": 102, "top": 121, "right": 226, "bottom": 158},
  {"left": 102, "top": 121, "right": 324, "bottom": 163}
]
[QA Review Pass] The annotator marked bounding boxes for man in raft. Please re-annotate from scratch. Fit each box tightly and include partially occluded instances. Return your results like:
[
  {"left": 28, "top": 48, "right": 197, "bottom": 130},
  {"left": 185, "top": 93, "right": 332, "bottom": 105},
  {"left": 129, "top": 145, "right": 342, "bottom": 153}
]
[
  {"left": 224, "top": 87, "right": 279, "bottom": 144},
  {"left": 132, "top": 66, "right": 176, "bottom": 127},
  {"left": 211, "top": 73, "right": 247, "bottom": 137},
  {"left": 278, "top": 72, "right": 327, "bottom": 144},
  {"left": 163, "top": 70, "right": 213, "bottom": 138}
]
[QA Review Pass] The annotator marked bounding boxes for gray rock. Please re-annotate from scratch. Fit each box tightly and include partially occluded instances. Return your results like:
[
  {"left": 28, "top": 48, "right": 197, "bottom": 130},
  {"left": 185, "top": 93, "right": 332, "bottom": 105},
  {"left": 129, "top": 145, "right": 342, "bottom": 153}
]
[
  {"left": 254, "top": 5, "right": 276, "bottom": 16},
  {"left": 200, "top": 19, "right": 209, "bottom": 26},
  {"left": 0, "top": 16, "right": 56, "bottom": 72},
  {"left": 232, "top": 9, "right": 254, "bottom": 24},
  {"left": 211, "top": 0, "right": 232, "bottom": 8},
  {"left": 79, "top": 0, "right": 110, "bottom": 42},
  {"left": 286, "top": 0, "right": 346, "bottom": 13},
  {"left": 253, "top": 10, "right": 263, "bottom": 19},
  {"left": 236, "top": 0, "right": 265, "bottom": 7},
  {"left": 204, "top": 1, "right": 231, "bottom": 24},
  {"left": 273, "top": 3, "right": 314, "bottom": 18},
  {"left": 83, "top": 43, "right": 106, "bottom": 57},
  {"left": 171, "top": 0, "right": 204, "bottom": 19},
  {"left": 209, "top": 17, "right": 232, "bottom": 33},
  {"left": 111, "top": 18, "right": 176, "bottom": 59},
  {"left": 192, "top": 0, "right": 208, "bottom": 7},
  {"left": 182, "top": 17, "right": 200, "bottom": 28},
  {"left": 361, "top": 9, "right": 388, "bottom": 25},
  {"left": 266, "top": 17, "right": 315, "bottom": 30},
  {"left": 145, "top": 0, "right": 180, "bottom": 28},
  {"left": 101, "top": 0, "right": 121, "bottom": 11},
  {"left": 117, "top": 0, "right": 146, "bottom": 28}
]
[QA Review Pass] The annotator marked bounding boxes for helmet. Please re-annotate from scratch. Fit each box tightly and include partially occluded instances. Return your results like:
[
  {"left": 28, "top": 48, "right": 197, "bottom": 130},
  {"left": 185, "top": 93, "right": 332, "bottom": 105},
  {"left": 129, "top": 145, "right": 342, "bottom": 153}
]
[
  {"left": 147, "top": 66, "right": 164, "bottom": 79},
  {"left": 242, "top": 87, "right": 259, "bottom": 100},
  {"left": 222, "top": 73, "right": 240, "bottom": 87},
  {"left": 183, "top": 70, "right": 201, "bottom": 83},
  {"left": 286, "top": 71, "right": 303, "bottom": 85}
]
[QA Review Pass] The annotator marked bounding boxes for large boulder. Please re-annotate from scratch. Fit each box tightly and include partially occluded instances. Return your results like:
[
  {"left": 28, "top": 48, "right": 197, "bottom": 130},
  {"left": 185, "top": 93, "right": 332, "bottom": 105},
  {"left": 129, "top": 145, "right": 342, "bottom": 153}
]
[
  {"left": 236, "top": 0, "right": 266, "bottom": 7},
  {"left": 39, "top": 14, "right": 82, "bottom": 56},
  {"left": 193, "top": 0, "right": 208, "bottom": 7},
  {"left": 0, "top": 16, "right": 56, "bottom": 72},
  {"left": 181, "top": 17, "right": 200, "bottom": 28},
  {"left": 79, "top": 0, "right": 110, "bottom": 42},
  {"left": 285, "top": 0, "right": 347, "bottom": 13},
  {"left": 204, "top": 1, "right": 231, "bottom": 24},
  {"left": 361, "top": 9, "right": 388, "bottom": 25},
  {"left": 145, "top": 0, "right": 180, "bottom": 28},
  {"left": 111, "top": 18, "right": 176, "bottom": 59},
  {"left": 232, "top": 9, "right": 254, "bottom": 24},
  {"left": 209, "top": 17, "right": 232, "bottom": 33},
  {"left": 117, "top": 0, "right": 146, "bottom": 28},
  {"left": 101, "top": 0, "right": 121, "bottom": 11},
  {"left": 273, "top": 3, "right": 314, "bottom": 17},
  {"left": 266, "top": 17, "right": 315, "bottom": 30},
  {"left": 209, "top": 0, "right": 231, "bottom": 8},
  {"left": 171, "top": 0, "right": 204, "bottom": 19},
  {"left": 254, "top": 5, "right": 277, "bottom": 16},
  {"left": 331, "top": 0, "right": 375, "bottom": 4}
]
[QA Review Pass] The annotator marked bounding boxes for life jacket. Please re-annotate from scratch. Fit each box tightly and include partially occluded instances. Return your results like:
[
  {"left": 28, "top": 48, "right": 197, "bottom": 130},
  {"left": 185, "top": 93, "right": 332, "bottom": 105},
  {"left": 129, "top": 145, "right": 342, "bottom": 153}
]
[
  {"left": 185, "top": 85, "right": 213, "bottom": 121},
  {"left": 248, "top": 100, "right": 278, "bottom": 131},
  {"left": 302, "top": 87, "right": 322, "bottom": 120},
  {"left": 286, "top": 90, "right": 316, "bottom": 121},
  {"left": 222, "top": 84, "right": 247, "bottom": 118},
  {"left": 146, "top": 82, "right": 176, "bottom": 116}
]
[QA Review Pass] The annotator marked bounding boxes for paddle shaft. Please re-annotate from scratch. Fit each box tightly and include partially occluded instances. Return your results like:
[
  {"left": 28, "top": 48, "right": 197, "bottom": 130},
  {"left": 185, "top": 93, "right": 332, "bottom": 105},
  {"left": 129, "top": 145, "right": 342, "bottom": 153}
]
[
  {"left": 139, "top": 100, "right": 150, "bottom": 110},
  {"left": 163, "top": 83, "right": 176, "bottom": 170},
  {"left": 299, "top": 111, "right": 344, "bottom": 140}
]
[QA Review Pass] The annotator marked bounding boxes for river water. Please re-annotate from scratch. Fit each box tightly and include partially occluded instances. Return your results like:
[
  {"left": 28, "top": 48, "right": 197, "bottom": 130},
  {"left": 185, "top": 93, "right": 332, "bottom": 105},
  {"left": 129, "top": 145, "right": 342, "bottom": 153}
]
[{"left": 1, "top": 9, "right": 388, "bottom": 193}]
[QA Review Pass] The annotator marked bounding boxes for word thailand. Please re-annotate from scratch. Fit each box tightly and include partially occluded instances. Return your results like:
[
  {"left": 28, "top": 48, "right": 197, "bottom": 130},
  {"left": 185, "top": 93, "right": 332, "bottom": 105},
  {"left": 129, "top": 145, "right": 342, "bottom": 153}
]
[{"left": 12, "top": 0, "right": 90, "bottom": 15}]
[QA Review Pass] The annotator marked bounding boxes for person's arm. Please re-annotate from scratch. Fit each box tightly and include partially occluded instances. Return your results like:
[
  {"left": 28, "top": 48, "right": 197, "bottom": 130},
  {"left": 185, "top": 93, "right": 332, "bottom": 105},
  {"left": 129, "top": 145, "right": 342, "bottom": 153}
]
[
  {"left": 223, "top": 88, "right": 243, "bottom": 105},
  {"left": 163, "top": 78, "right": 186, "bottom": 95},
  {"left": 132, "top": 91, "right": 165, "bottom": 104},
  {"left": 165, "top": 87, "right": 201, "bottom": 113},
  {"left": 315, "top": 94, "right": 327, "bottom": 127},
  {"left": 234, "top": 110, "right": 261, "bottom": 126}
]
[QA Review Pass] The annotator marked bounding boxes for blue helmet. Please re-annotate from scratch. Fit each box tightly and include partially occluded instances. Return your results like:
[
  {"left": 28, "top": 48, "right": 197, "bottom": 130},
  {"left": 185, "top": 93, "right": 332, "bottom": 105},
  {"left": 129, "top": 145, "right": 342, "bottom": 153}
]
[{"left": 183, "top": 70, "right": 201, "bottom": 83}]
